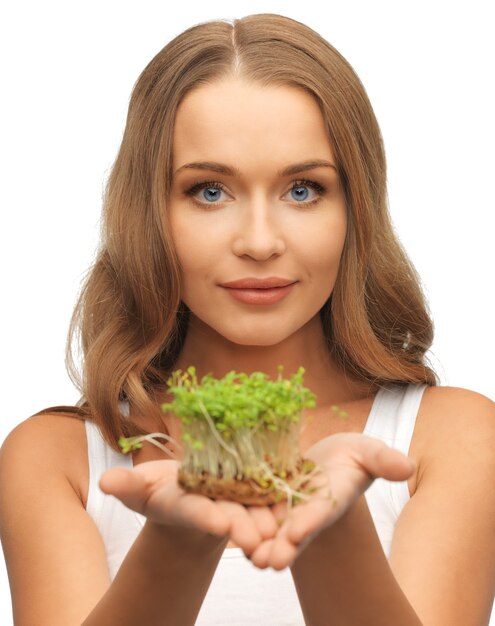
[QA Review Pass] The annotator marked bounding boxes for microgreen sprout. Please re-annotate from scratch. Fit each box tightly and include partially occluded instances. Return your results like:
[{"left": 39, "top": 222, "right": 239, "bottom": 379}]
[
  {"left": 118, "top": 433, "right": 181, "bottom": 459},
  {"left": 118, "top": 366, "right": 329, "bottom": 508},
  {"left": 161, "top": 365, "right": 323, "bottom": 506}
]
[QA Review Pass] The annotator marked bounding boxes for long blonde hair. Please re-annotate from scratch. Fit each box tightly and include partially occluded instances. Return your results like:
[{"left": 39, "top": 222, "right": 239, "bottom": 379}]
[{"left": 53, "top": 14, "right": 437, "bottom": 449}]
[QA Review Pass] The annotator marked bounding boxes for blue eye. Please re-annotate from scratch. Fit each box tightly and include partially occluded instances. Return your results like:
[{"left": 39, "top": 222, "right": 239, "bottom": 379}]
[
  {"left": 287, "top": 180, "right": 326, "bottom": 206},
  {"left": 184, "top": 179, "right": 326, "bottom": 208},
  {"left": 291, "top": 185, "right": 311, "bottom": 202},
  {"left": 186, "top": 181, "right": 228, "bottom": 206},
  {"left": 201, "top": 187, "right": 223, "bottom": 203}
]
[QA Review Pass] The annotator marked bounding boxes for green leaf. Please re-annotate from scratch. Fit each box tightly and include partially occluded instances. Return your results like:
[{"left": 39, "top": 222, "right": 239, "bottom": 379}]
[
  {"left": 163, "top": 365, "right": 317, "bottom": 432},
  {"left": 118, "top": 436, "right": 143, "bottom": 454}
]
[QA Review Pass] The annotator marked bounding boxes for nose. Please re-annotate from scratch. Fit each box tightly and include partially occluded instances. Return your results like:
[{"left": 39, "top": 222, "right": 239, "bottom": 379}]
[{"left": 231, "top": 198, "right": 286, "bottom": 261}]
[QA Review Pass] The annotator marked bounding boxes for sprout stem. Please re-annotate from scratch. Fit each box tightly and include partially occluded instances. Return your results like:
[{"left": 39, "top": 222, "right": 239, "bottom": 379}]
[
  {"left": 124, "top": 433, "right": 181, "bottom": 459},
  {"left": 197, "top": 400, "right": 242, "bottom": 462}
]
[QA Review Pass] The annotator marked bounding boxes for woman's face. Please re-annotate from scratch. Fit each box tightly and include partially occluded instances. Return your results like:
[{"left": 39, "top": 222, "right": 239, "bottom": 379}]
[{"left": 168, "top": 76, "right": 347, "bottom": 347}]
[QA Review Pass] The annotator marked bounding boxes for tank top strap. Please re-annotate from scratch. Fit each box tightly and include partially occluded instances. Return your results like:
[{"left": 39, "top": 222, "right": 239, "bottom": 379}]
[
  {"left": 364, "top": 383, "right": 427, "bottom": 455},
  {"left": 84, "top": 419, "right": 132, "bottom": 525},
  {"left": 362, "top": 383, "right": 427, "bottom": 556}
]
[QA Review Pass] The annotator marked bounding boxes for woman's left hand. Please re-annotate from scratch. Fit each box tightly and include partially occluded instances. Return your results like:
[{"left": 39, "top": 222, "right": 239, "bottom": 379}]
[{"left": 246, "top": 433, "right": 415, "bottom": 570}]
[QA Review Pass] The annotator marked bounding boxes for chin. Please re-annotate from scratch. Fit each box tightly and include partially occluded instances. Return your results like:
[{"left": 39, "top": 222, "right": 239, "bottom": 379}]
[
  {"left": 188, "top": 313, "right": 305, "bottom": 348},
  {"left": 219, "top": 325, "right": 296, "bottom": 347},
  {"left": 228, "top": 336, "right": 282, "bottom": 347}
]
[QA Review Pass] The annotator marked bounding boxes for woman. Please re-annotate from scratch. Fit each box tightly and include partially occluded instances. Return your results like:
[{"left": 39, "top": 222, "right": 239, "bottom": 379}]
[{"left": 1, "top": 13, "right": 494, "bottom": 626}]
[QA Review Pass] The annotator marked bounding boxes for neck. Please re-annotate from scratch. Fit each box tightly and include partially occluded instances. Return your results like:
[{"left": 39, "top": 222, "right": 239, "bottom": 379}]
[{"left": 172, "top": 314, "right": 372, "bottom": 407}]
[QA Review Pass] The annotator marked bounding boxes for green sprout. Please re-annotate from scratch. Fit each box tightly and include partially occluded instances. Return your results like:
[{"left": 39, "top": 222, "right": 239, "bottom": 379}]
[{"left": 119, "top": 366, "right": 331, "bottom": 508}]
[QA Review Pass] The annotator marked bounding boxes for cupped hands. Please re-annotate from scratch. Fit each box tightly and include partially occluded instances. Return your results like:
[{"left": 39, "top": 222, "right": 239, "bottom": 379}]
[{"left": 99, "top": 433, "right": 414, "bottom": 568}]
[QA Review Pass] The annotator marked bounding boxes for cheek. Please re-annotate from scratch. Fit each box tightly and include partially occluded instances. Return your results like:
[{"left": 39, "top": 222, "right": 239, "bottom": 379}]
[
  {"left": 170, "top": 214, "right": 226, "bottom": 281},
  {"left": 298, "top": 213, "right": 347, "bottom": 272},
  {"left": 170, "top": 214, "right": 202, "bottom": 262}
]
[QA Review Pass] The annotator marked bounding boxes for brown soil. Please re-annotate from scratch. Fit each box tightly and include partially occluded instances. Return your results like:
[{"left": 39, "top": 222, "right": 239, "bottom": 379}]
[{"left": 178, "top": 458, "right": 315, "bottom": 505}]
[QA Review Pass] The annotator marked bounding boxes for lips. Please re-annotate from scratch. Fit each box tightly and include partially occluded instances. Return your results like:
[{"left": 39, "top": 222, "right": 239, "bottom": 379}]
[
  {"left": 220, "top": 277, "right": 296, "bottom": 289},
  {"left": 219, "top": 277, "right": 297, "bottom": 305}
]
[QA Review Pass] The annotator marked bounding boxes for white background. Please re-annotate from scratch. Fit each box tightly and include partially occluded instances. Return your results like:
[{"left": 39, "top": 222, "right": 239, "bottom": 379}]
[{"left": 1, "top": 1, "right": 494, "bottom": 623}]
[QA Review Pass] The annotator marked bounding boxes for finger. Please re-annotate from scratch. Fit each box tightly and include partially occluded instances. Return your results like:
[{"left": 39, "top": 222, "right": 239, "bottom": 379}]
[
  {"left": 287, "top": 498, "right": 338, "bottom": 544},
  {"left": 271, "top": 501, "right": 289, "bottom": 526},
  {"left": 132, "top": 459, "right": 180, "bottom": 481},
  {"left": 246, "top": 506, "right": 279, "bottom": 540},
  {"left": 215, "top": 500, "right": 262, "bottom": 552},
  {"left": 168, "top": 493, "right": 231, "bottom": 537},
  {"left": 249, "top": 538, "right": 275, "bottom": 569},
  {"left": 266, "top": 523, "right": 298, "bottom": 570},
  {"left": 249, "top": 526, "right": 297, "bottom": 571},
  {"left": 99, "top": 461, "right": 180, "bottom": 512},
  {"left": 100, "top": 464, "right": 231, "bottom": 536},
  {"left": 359, "top": 440, "right": 415, "bottom": 481},
  {"left": 99, "top": 467, "right": 149, "bottom": 512}
]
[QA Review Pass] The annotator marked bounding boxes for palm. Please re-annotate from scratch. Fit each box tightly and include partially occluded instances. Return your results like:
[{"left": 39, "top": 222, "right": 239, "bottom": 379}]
[
  {"left": 99, "top": 460, "right": 280, "bottom": 553},
  {"left": 99, "top": 434, "right": 413, "bottom": 565},
  {"left": 248, "top": 433, "right": 415, "bottom": 569}
]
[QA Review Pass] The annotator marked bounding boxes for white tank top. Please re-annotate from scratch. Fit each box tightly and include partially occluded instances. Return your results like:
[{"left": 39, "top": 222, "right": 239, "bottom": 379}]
[{"left": 85, "top": 382, "right": 427, "bottom": 625}]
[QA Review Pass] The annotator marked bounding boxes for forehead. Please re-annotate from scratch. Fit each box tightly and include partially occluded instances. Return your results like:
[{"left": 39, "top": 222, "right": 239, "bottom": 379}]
[{"left": 172, "top": 77, "right": 334, "bottom": 169}]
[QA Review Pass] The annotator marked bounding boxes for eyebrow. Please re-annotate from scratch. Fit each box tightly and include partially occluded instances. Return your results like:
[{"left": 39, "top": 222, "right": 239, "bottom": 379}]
[{"left": 173, "top": 159, "right": 337, "bottom": 177}]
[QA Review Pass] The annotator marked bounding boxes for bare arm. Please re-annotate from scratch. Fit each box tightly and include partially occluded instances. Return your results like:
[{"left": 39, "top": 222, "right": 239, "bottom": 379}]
[
  {"left": 286, "top": 437, "right": 423, "bottom": 625},
  {"left": 386, "top": 388, "right": 495, "bottom": 624},
  {"left": 289, "top": 388, "right": 495, "bottom": 625},
  {"left": 290, "top": 496, "right": 422, "bottom": 625},
  {"left": 0, "top": 415, "right": 274, "bottom": 625},
  {"left": 83, "top": 521, "right": 227, "bottom": 626}
]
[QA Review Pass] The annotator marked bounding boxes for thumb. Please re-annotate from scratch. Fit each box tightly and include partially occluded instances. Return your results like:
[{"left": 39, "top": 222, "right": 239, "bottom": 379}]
[
  {"left": 99, "top": 467, "right": 150, "bottom": 513},
  {"left": 361, "top": 440, "right": 416, "bottom": 482}
]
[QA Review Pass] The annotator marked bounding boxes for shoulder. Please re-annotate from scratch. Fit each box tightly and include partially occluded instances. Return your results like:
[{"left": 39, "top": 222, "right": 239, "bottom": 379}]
[
  {"left": 411, "top": 384, "right": 495, "bottom": 486},
  {"left": 416, "top": 384, "right": 495, "bottom": 445},
  {"left": 0, "top": 413, "right": 112, "bottom": 621},
  {"left": 420, "top": 384, "right": 494, "bottom": 412},
  {"left": 0, "top": 411, "right": 90, "bottom": 506}
]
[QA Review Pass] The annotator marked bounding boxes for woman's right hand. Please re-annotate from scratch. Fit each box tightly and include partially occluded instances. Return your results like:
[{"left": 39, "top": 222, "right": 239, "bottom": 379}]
[{"left": 99, "top": 460, "right": 280, "bottom": 554}]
